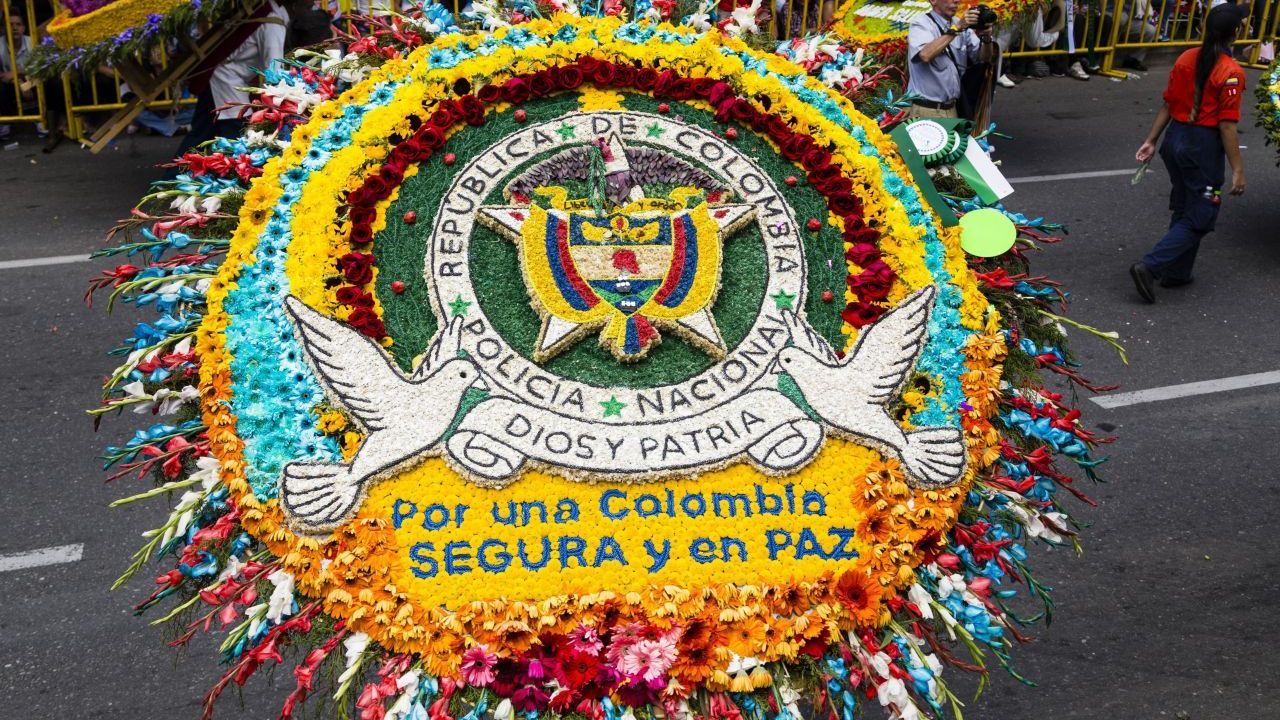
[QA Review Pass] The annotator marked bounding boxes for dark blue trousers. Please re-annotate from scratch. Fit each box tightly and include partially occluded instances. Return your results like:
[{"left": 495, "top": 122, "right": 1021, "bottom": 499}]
[{"left": 1142, "top": 121, "right": 1225, "bottom": 284}]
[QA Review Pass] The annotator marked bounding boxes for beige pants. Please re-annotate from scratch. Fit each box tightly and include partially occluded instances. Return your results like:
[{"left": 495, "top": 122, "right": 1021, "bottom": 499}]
[{"left": 909, "top": 104, "right": 959, "bottom": 120}]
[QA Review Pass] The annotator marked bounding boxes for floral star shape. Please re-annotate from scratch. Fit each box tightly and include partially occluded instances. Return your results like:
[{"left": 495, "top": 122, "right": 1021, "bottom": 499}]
[
  {"left": 770, "top": 289, "right": 797, "bottom": 310},
  {"left": 600, "top": 395, "right": 626, "bottom": 417},
  {"left": 448, "top": 294, "right": 472, "bottom": 318}
]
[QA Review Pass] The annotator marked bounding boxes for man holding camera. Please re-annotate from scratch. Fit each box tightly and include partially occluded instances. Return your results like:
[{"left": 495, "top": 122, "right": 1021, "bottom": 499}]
[{"left": 907, "top": 0, "right": 997, "bottom": 119}]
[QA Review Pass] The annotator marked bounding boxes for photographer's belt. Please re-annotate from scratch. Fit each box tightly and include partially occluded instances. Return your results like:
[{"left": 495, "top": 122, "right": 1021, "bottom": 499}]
[{"left": 912, "top": 99, "right": 957, "bottom": 110}]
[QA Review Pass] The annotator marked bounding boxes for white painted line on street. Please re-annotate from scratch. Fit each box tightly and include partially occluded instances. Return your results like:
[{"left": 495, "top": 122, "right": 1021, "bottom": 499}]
[
  {"left": 1092, "top": 370, "right": 1280, "bottom": 409},
  {"left": 1006, "top": 169, "right": 1135, "bottom": 184},
  {"left": 0, "top": 543, "right": 85, "bottom": 573},
  {"left": 0, "top": 254, "right": 91, "bottom": 270}
]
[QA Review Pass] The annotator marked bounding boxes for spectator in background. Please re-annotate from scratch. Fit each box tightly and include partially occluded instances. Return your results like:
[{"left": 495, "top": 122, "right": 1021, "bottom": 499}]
[
  {"left": 288, "top": 0, "right": 335, "bottom": 49},
  {"left": 174, "top": 0, "right": 291, "bottom": 157},
  {"left": 0, "top": 9, "right": 33, "bottom": 142},
  {"left": 1114, "top": 0, "right": 1158, "bottom": 71},
  {"left": 907, "top": 0, "right": 995, "bottom": 119}
]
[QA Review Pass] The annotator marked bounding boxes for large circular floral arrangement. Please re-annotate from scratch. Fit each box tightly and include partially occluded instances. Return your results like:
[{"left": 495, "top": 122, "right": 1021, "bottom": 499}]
[
  {"left": 91, "top": 6, "right": 1113, "bottom": 720},
  {"left": 1259, "top": 57, "right": 1280, "bottom": 162}
]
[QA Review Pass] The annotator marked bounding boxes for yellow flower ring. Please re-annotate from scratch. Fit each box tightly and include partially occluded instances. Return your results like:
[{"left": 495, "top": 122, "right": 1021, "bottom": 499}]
[
  {"left": 47, "top": 0, "right": 188, "bottom": 49},
  {"left": 203, "top": 16, "right": 1005, "bottom": 686}
]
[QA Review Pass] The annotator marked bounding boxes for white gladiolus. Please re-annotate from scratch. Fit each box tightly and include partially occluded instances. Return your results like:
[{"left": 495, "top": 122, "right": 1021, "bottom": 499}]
[
  {"left": 339, "top": 632, "right": 371, "bottom": 686},
  {"left": 265, "top": 569, "right": 295, "bottom": 622}
]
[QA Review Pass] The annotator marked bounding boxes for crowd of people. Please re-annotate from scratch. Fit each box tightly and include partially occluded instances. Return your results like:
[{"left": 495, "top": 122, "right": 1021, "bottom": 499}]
[{"left": 0, "top": 0, "right": 334, "bottom": 152}]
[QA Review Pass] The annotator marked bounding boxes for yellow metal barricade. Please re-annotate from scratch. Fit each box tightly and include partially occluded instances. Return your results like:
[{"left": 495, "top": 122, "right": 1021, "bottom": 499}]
[
  {"left": 64, "top": 59, "right": 197, "bottom": 143},
  {"left": 1105, "top": 0, "right": 1278, "bottom": 72},
  {"left": 0, "top": 1, "right": 46, "bottom": 129},
  {"left": 1003, "top": 0, "right": 1118, "bottom": 71}
]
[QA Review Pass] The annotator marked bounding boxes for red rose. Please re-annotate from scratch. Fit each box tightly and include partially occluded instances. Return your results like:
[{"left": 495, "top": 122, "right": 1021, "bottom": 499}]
[
  {"left": 653, "top": 69, "right": 677, "bottom": 96},
  {"left": 501, "top": 78, "right": 531, "bottom": 104},
  {"left": 713, "top": 98, "right": 737, "bottom": 124},
  {"left": 577, "top": 56, "right": 601, "bottom": 75},
  {"left": 781, "top": 134, "right": 814, "bottom": 161},
  {"left": 612, "top": 63, "right": 635, "bottom": 87},
  {"left": 337, "top": 252, "right": 376, "bottom": 286},
  {"left": 845, "top": 228, "right": 881, "bottom": 247},
  {"left": 380, "top": 163, "right": 406, "bottom": 186},
  {"left": 346, "top": 187, "right": 373, "bottom": 207},
  {"left": 730, "top": 98, "right": 757, "bottom": 123},
  {"left": 802, "top": 147, "right": 831, "bottom": 172},
  {"left": 529, "top": 70, "right": 556, "bottom": 97},
  {"left": 347, "top": 307, "right": 386, "bottom": 338},
  {"left": 670, "top": 78, "right": 694, "bottom": 100},
  {"left": 590, "top": 62, "right": 616, "bottom": 85},
  {"left": 692, "top": 77, "right": 718, "bottom": 98},
  {"left": 420, "top": 126, "right": 445, "bottom": 149},
  {"left": 554, "top": 65, "right": 584, "bottom": 90},
  {"left": 350, "top": 223, "right": 374, "bottom": 245},
  {"left": 430, "top": 102, "right": 457, "bottom": 128},
  {"left": 362, "top": 176, "right": 389, "bottom": 201},
  {"left": 828, "top": 192, "right": 859, "bottom": 217},
  {"left": 765, "top": 115, "right": 791, "bottom": 143},
  {"left": 842, "top": 301, "right": 884, "bottom": 328},
  {"left": 477, "top": 83, "right": 503, "bottom": 104},
  {"left": 708, "top": 81, "right": 734, "bottom": 106},
  {"left": 634, "top": 67, "right": 658, "bottom": 91},
  {"left": 399, "top": 139, "right": 427, "bottom": 162},
  {"left": 812, "top": 174, "right": 852, "bottom": 196},
  {"left": 350, "top": 207, "right": 377, "bottom": 227},
  {"left": 863, "top": 259, "right": 896, "bottom": 283},
  {"left": 458, "top": 95, "right": 485, "bottom": 125},
  {"left": 847, "top": 272, "right": 892, "bottom": 301},
  {"left": 844, "top": 242, "right": 881, "bottom": 266},
  {"left": 336, "top": 285, "right": 373, "bottom": 306}
]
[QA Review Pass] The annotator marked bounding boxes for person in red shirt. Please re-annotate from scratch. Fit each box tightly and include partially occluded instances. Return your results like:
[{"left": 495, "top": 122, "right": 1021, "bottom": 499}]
[{"left": 1129, "top": 3, "right": 1247, "bottom": 303}]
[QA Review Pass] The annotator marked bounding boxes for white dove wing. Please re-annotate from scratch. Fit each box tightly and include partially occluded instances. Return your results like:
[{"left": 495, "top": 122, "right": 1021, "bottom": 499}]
[
  {"left": 840, "top": 286, "right": 935, "bottom": 403},
  {"left": 781, "top": 309, "right": 838, "bottom": 364},
  {"left": 285, "top": 297, "right": 408, "bottom": 432}
]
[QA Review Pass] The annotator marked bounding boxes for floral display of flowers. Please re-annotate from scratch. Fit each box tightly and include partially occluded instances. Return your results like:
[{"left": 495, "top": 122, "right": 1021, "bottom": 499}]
[
  {"left": 26, "top": 0, "right": 245, "bottom": 79},
  {"left": 1259, "top": 58, "right": 1280, "bottom": 162},
  {"left": 88, "top": 5, "right": 1115, "bottom": 720}
]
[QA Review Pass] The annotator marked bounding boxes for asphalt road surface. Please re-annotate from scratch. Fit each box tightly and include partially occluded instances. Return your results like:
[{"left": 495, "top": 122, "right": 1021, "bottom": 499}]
[{"left": 2, "top": 59, "right": 1278, "bottom": 719}]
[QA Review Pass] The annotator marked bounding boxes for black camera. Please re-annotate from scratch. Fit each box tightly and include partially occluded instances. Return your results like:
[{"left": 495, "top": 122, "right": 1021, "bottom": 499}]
[{"left": 973, "top": 3, "right": 998, "bottom": 31}]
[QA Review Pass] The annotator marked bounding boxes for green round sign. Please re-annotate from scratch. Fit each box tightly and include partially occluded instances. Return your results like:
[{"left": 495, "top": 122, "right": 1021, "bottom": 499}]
[{"left": 959, "top": 208, "right": 1017, "bottom": 257}]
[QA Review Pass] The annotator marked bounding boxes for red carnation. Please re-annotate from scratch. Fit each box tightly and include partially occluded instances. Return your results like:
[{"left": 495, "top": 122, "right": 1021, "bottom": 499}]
[{"left": 337, "top": 252, "right": 376, "bottom": 286}]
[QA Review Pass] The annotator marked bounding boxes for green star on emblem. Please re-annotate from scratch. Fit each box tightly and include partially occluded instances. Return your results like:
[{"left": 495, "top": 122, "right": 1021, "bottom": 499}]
[
  {"left": 645, "top": 122, "right": 665, "bottom": 138},
  {"left": 556, "top": 123, "right": 576, "bottom": 140},
  {"left": 770, "top": 289, "right": 797, "bottom": 310},
  {"left": 600, "top": 395, "right": 626, "bottom": 417},
  {"left": 447, "top": 294, "right": 472, "bottom": 318}
]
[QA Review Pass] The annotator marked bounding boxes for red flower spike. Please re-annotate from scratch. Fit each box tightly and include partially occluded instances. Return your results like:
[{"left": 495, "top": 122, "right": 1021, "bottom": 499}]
[
  {"left": 806, "top": 218, "right": 823, "bottom": 231},
  {"left": 391, "top": 281, "right": 406, "bottom": 294},
  {"left": 403, "top": 210, "right": 417, "bottom": 224}
]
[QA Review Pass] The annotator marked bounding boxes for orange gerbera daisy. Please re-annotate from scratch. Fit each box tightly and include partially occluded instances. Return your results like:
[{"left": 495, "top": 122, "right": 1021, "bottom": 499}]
[
  {"left": 833, "top": 570, "right": 883, "bottom": 627},
  {"left": 725, "top": 616, "right": 768, "bottom": 657}
]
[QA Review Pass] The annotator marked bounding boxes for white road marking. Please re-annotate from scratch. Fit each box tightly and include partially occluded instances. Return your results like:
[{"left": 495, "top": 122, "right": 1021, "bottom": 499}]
[
  {"left": 1091, "top": 370, "right": 1280, "bottom": 409},
  {"left": 0, "top": 254, "right": 91, "bottom": 270},
  {"left": 1006, "top": 169, "right": 1135, "bottom": 184},
  {"left": 0, "top": 543, "right": 85, "bottom": 573}
]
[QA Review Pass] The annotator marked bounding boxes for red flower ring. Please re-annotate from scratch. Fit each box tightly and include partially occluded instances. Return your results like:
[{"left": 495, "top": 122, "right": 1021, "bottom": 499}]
[{"left": 336, "top": 62, "right": 899, "bottom": 339}]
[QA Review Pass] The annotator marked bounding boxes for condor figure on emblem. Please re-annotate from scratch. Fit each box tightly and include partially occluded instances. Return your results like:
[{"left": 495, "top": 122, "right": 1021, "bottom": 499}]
[{"left": 277, "top": 122, "right": 966, "bottom": 534}]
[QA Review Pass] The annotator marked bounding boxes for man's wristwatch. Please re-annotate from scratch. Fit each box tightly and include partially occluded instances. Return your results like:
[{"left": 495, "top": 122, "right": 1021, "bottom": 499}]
[{"left": 945, "top": 26, "right": 960, "bottom": 35}]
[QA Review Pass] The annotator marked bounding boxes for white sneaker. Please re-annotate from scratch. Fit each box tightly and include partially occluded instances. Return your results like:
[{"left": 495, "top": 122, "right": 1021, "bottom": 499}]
[
  {"left": 1068, "top": 62, "right": 1090, "bottom": 81},
  {"left": 997, "top": 74, "right": 1016, "bottom": 88}
]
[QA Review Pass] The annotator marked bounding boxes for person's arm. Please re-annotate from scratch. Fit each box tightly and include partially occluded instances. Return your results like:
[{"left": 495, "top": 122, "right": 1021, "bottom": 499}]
[
  {"left": 1219, "top": 120, "right": 1245, "bottom": 195},
  {"left": 916, "top": 10, "right": 980, "bottom": 63},
  {"left": 1135, "top": 103, "right": 1170, "bottom": 162}
]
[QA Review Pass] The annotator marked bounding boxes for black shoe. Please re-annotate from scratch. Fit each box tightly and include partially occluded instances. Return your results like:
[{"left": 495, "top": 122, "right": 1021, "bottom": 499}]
[
  {"left": 1130, "top": 263, "right": 1156, "bottom": 303},
  {"left": 1122, "top": 57, "right": 1148, "bottom": 72},
  {"left": 1159, "top": 276, "right": 1193, "bottom": 288}
]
